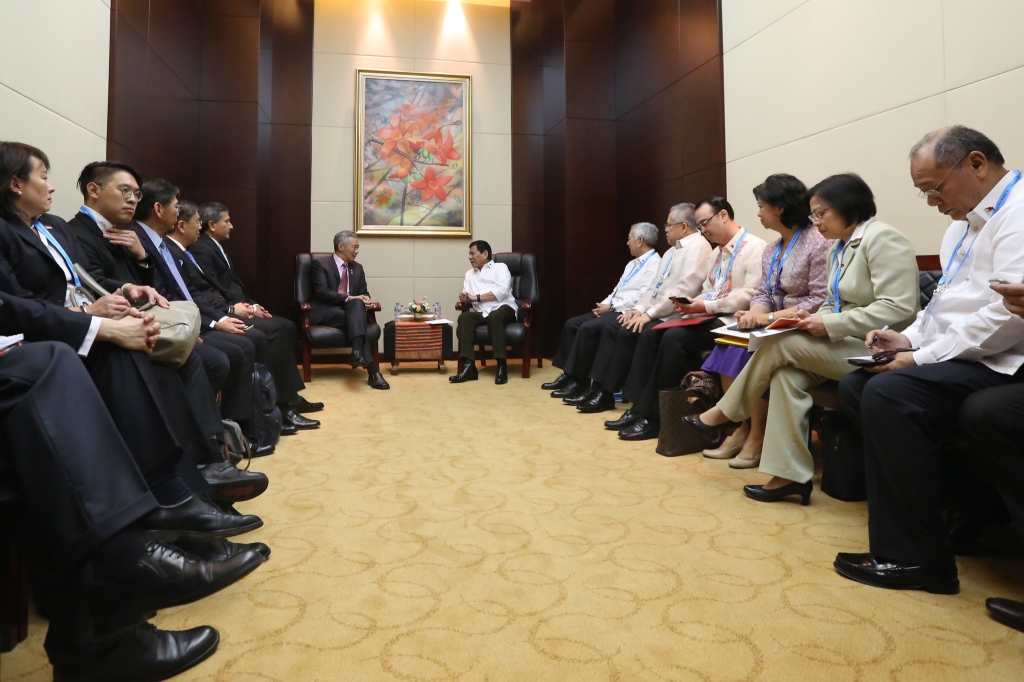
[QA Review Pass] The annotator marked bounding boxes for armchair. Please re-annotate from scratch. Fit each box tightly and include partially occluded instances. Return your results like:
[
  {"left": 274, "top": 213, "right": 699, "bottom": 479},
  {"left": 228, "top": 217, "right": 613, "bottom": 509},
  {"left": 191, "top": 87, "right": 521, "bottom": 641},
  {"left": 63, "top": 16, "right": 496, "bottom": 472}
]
[{"left": 294, "top": 253, "right": 382, "bottom": 382}]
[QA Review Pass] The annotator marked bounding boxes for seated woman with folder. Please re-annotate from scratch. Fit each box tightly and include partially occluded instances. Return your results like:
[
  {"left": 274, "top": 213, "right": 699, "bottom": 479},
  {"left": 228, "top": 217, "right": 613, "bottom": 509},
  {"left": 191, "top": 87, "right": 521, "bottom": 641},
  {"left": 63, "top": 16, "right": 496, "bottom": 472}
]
[{"left": 685, "top": 173, "right": 919, "bottom": 505}]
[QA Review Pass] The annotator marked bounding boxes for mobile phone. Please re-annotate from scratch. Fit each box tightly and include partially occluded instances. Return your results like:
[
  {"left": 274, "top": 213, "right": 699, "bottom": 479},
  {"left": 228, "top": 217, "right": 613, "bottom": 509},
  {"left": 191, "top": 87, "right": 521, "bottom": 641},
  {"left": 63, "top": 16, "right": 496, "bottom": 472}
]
[
  {"left": 989, "top": 278, "right": 1010, "bottom": 285},
  {"left": 137, "top": 301, "right": 156, "bottom": 312},
  {"left": 847, "top": 355, "right": 890, "bottom": 367},
  {"left": 671, "top": 296, "right": 692, "bottom": 305}
]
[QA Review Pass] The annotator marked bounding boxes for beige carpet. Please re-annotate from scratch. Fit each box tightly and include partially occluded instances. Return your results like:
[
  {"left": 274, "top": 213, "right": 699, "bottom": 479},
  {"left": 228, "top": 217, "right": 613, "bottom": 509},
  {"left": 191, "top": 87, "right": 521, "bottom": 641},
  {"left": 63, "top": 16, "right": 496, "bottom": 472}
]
[{"left": 5, "top": 362, "right": 1024, "bottom": 681}]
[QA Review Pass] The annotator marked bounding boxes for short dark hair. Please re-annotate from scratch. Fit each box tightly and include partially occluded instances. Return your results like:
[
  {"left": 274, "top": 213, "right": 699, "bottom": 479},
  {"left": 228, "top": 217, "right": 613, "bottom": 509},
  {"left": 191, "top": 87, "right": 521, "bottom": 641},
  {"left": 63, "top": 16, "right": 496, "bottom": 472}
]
[
  {"left": 0, "top": 141, "right": 49, "bottom": 222},
  {"left": 136, "top": 178, "right": 180, "bottom": 221},
  {"left": 753, "top": 174, "right": 810, "bottom": 229},
  {"left": 199, "top": 201, "right": 228, "bottom": 232},
  {"left": 469, "top": 240, "right": 493, "bottom": 260},
  {"left": 695, "top": 196, "right": 735, "bottom": 220},
  {"left": 77, "top": 161, "right": 142, "bottom": 200},
  {"left": 807, "top": 173, "right": 877, "bottom": 226},
  {"left": 911, "top": 125, "right": 1005, "bottom": 167},
  {"left": 176, "top": 199, "right": 199, "bottom": 224}
]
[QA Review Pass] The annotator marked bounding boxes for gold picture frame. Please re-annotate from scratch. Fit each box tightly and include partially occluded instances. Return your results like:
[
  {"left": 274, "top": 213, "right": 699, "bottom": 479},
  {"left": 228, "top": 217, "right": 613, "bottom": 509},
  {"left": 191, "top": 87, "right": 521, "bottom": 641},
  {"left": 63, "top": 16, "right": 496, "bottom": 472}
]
[{"left": 354, "top": 69, "right": 472, "bottom": 237}]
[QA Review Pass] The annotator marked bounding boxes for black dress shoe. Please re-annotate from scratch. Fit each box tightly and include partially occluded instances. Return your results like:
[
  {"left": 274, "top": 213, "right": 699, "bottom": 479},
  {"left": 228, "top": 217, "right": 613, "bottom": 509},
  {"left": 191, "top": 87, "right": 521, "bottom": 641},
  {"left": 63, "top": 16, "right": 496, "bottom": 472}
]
[
  {"left": 140, "top": 495, "right": 263, "bottom": 541},
  {"left": 289, "top": 396, "right": 324, "bottom": 413},
  {"left": 495, "top": 360, "right": 508, "bottom": 385},
  {"left": 350, "top": 349, "right": 369, "bottom": 368},
  {"left": 283, "top": 409, "right": 320, "bottom": 430},
  {"left": 577, "top": 390, "right": 615, "bottom": 413},
  {"left": 250, "top": 442, "right": 275, "bottom": 457},
  {"left": 175, "top": 537, "right": 271, "bottom": 562},
  {"left": 986, "top": 598, "right": 1024, "bottom": 633},
  {"left": 743, "top": 481, "right": 812, "bottom": 506},
  {"left": 618, "top": 418, "right": 659, "bottom": 441},
  {"left": 368, "top": 370, "right": 391, "bottom": 389},
  {"left": 833, "top": 552, "right": 960, "bottom": 594},
  {"left": 551, "top": 380, "right": 588, "bottom": 399},
  {"left": 89, "top": 541, "right": 264, "bottom": 636},
  {"left": 682, "top": 414, "right": 744, "bottom": 434},
  {"left": 605, "top": 408, "right": 640, "bottom": 430},
  {"left": 199, "top": 462, "right": 269, "bottom": 503},
  {"left": 541, "top": 373, "right": 570, "bottom": 391},
  {"left": 280, "top": 423, "right": 298, "bottom": 436},
  {"left": 564, "top": 387, "right": 598, "bottom": 406},
  {"left": 53, "top": 622, "right": 220, "bottom": 682},
  {"left": 449, "top": 360, "right": 479, "bottom": 383}
]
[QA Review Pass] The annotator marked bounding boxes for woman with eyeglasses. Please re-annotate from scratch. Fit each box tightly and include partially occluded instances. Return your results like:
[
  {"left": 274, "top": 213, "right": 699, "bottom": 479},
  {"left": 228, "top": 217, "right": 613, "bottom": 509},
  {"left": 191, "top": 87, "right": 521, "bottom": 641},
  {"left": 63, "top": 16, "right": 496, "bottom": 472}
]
[
  {"left": 685, "top": 173, "right": 919, "bottom": 505},
  {"left": 700, "top": 174, "right": 830, "bottom": 469}
]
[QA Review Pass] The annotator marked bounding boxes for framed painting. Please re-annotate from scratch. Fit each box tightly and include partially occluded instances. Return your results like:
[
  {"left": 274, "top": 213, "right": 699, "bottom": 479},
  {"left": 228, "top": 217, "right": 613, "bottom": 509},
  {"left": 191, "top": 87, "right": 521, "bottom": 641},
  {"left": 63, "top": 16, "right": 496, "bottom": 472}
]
[{"left": 354, "top": 70, "right": 472, "bottom": 237}]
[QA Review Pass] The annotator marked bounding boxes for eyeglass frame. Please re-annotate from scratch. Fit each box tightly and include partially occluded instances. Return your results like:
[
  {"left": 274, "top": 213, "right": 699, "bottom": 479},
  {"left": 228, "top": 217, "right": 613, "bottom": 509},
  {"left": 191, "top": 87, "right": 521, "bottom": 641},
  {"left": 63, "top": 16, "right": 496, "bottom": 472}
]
[
  {"left": 917, "top": 154, "right": 968, "bottom": 199},
  {"left": 696, "top": 210, "right": 723, "bottom": 230},
  {"left": 98, "top": 183, "right": 143, "bottom": 201},
  {"left": 808, "top": 206, "right": 835, "bottom": 224},
  {"left": 663, "top": 221, "right": 690, "bottom": 230}
]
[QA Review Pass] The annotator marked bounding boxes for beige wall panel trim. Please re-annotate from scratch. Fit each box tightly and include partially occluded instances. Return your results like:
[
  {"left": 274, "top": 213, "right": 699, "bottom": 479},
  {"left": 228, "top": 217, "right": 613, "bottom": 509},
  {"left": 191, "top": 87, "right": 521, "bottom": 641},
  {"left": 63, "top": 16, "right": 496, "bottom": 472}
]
[
  {"left": 945, "top": 66, "right": 1024, "bottom": 173},
  {"left": 471, "top": 133, "right": 513, "bottom": 207},
  {"left": 724, "top": 0, "right": 945, "bottom": 163},
  {"left": 725, "top": 95, "right": 949, "bottom": 254},
  {"left": 722, "top": 0, "right": 811, "bottom": 53},
  {"left": 0, "top": 0, "right": 110, "bottom": 138},
  {"left": 311, "top": 201, "right": 354, "bottom": 252},
  {"left": 943, "top": 0, "right": 1024, "bottom": 90},
  {"left": 311, "top": 126, "right": 355, "bottom": 203}
]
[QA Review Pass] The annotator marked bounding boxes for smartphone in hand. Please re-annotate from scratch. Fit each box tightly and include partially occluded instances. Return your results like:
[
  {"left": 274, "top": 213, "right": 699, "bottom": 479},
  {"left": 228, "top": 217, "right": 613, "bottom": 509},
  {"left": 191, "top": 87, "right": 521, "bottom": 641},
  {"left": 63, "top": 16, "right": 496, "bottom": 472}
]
[{"left": 670, "top": 296, "right": 692, "bottom": 305}]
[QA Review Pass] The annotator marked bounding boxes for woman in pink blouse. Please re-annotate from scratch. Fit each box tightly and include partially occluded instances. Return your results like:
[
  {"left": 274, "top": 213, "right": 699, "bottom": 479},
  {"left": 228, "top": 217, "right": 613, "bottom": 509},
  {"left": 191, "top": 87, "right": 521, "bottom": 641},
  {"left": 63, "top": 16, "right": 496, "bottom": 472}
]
[{"left": 701, "top": 174, "right": 830, "bottom": 467}]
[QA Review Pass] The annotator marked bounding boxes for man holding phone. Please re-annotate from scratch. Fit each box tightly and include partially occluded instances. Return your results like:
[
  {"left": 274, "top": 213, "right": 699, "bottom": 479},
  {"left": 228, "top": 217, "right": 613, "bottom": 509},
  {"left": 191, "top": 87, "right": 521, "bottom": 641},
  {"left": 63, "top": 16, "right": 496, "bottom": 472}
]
[{"left": 834, "top": 126, "right": 1024, "bottom": 599}]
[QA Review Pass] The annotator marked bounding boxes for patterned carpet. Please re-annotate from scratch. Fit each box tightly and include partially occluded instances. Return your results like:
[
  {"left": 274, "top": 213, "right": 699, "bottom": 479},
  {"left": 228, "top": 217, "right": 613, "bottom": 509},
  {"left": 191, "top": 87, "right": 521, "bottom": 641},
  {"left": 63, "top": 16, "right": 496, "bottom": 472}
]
[{"left": 5, "top": 362, "right": 1024, "bottom": 681}]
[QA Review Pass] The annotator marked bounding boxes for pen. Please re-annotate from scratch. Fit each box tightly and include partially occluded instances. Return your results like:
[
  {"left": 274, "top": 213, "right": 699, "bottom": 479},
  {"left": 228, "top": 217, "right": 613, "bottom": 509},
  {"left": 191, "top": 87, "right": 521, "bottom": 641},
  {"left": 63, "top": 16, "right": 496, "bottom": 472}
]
[{"left": 867, "top": 325, "right": 889, "bottom": 349}]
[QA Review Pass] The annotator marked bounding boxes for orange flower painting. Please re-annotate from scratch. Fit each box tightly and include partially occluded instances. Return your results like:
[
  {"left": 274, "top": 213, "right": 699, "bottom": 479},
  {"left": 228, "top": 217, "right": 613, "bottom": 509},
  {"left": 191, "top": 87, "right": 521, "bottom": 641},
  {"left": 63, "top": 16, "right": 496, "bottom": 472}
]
[{"left": 356, "top": 71, "right": 472, "bottom": 236}]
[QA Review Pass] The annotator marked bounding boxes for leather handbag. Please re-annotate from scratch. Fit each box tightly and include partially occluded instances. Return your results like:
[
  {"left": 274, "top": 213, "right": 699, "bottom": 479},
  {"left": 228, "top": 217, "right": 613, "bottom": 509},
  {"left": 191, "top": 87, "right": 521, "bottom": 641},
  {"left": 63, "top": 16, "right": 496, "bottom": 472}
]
[
  {"left": 656, "top": 371, "right": 725, "bottom": 457},
  {"left": 819, "top": 411, "right": 867, "bottom": 501},
  {"left": 73, "top": 264, "right": 200, "bottom": 367}
]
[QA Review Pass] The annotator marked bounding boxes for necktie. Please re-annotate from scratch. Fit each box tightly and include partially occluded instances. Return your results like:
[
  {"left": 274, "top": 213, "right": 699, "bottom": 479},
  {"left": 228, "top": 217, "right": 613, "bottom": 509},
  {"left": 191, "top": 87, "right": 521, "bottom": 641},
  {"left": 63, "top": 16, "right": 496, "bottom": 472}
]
[
  {"left": 185, "top": 251, "right": 203, "bottom": 273},
  {"left": 159, "top": 241, "right": 194, "bottom": 302},
  {"left": 338, "top": 262, "right": 349, "bottom": 295}
]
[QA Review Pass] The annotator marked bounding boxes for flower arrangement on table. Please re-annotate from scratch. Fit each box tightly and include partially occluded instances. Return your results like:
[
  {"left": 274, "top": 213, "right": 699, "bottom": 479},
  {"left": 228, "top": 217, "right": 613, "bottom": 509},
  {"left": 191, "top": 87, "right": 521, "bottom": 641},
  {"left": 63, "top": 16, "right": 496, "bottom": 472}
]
[{"left": 402, "top": 299, "right": 436, "bottom": 322}]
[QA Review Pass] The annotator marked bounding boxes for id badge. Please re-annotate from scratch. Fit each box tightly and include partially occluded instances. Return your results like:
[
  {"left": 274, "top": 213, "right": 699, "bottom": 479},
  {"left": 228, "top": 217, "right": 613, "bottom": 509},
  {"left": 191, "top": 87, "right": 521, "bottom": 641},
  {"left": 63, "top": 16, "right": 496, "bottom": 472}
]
[
  {"left": 918, "top": 285, "right": 945, "bottom": 336},
  {"left": 71, "top": 285, "right": 94, "bottom": 308}
]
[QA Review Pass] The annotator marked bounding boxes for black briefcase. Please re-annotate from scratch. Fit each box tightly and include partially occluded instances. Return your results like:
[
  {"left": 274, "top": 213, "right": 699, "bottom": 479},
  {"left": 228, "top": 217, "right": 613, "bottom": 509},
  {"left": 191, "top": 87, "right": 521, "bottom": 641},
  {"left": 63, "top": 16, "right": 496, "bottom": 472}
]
[{"left": 819, "top": 411, "right": 867, "bottom": 501}]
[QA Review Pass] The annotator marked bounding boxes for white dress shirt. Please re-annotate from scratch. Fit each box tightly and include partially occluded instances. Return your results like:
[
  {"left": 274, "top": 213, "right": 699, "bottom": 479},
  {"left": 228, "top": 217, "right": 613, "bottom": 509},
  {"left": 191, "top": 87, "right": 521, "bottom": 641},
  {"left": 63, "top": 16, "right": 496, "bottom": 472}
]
[
  {"left": 904, "top": 170, "right": 1024, "bottom": 374},
  {"left": 634, "top": 231, "right": 712, "bottom": 319},
  {"left": 698, "top": 228, "right": 767, "bottom": 314},
  {"left": 600, "top": 249, "right": 661, "bottom": 311},
  {"left": 31, "top": 222, "right": 75, "bottom": 306},
  {"left": 81, "top": 205, "right": 114, "bottom": 233},
  {"left": 464, "top": 260, "right": 518, "bottom": 317}
]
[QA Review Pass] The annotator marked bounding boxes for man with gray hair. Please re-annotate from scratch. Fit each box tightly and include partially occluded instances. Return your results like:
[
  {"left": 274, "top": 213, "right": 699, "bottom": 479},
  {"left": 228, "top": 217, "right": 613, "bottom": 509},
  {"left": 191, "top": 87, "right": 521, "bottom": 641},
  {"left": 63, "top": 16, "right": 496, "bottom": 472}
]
[
  {"left": 310, "top": 230, "right": 390, "bottom": 389},
  {"left": 544, "top": 221, "right": 662, "bottom": 400}
]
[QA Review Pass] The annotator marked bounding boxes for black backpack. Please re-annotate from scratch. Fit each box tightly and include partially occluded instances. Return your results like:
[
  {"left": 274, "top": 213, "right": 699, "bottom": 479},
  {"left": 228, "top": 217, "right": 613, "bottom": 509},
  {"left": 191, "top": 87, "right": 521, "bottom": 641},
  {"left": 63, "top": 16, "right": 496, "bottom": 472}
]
[
  {"left": 819, "top": 411, "right": 867, "bottom": 501},
  {"left": 250, "top": 362, "right": 281, "bottom": 451}
]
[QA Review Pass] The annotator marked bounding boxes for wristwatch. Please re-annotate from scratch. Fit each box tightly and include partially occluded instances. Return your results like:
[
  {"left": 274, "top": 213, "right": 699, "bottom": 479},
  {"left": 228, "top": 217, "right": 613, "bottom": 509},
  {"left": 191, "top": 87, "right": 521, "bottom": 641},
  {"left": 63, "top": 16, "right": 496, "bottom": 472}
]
[
  {"left": 768, "top": 312, "right": 775, "bottom": 324},
  {"left": 477, "top": 294, "right": 481, "bottom": 302}
]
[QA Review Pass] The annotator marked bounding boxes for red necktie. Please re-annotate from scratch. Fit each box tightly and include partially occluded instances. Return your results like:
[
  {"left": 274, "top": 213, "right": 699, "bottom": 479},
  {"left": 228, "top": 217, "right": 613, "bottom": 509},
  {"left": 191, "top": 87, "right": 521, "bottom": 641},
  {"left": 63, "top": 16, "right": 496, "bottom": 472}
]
[{"left": 338, "top": 262, "right": 349, "bottom": 295}]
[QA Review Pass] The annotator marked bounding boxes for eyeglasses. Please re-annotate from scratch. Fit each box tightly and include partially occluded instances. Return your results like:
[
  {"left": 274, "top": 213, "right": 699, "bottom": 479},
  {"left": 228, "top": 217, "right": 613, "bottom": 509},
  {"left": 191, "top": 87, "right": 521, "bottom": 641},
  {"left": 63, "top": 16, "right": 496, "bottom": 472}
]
[
  {"left": 917, "top": 155, "right": 968, "bottom": 199},
  {"left": 808, "top": 206, "right": 835, "bottom": 223},
  {"left": 696, "top": 212, "right": 721, "bottom": 230},
  {"left": 100, "top": 184, "right": 143, "bottom": 201},
  {"left": 663, "top": 221, "right": 686, "bottom": 229}
]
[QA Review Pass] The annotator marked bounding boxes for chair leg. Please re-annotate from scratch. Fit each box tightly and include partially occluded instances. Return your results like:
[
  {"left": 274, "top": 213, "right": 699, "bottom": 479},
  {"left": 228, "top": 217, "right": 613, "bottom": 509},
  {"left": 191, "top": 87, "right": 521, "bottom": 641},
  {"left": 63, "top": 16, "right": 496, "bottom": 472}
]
[
  {"left": 479, "top": 344, "right": 486, "bottom": 367},
  {"left": 301, "top": 338, "right": 312, "bottom": 382},
  {"left": 521, "top": 333, "right": 531, "bottom": 379}
]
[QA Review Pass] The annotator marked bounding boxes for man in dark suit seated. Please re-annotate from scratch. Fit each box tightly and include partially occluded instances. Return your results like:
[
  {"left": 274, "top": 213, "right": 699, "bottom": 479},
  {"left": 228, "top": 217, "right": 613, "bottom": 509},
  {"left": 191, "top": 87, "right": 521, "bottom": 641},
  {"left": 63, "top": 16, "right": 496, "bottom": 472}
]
[
  {"left": 310, "top": 229, "right": 390, "bottom": 390},
  {"left": 0, "top": 292, "right": 265, "bottom": 681},
  {"left": 188, "top": 200, "right": 323, "bottom": 415}
]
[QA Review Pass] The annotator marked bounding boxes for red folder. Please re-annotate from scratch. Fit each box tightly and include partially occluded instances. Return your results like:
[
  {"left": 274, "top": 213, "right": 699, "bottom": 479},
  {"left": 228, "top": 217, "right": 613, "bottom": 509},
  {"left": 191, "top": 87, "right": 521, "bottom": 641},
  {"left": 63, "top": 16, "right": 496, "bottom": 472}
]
[{"left": 652, "top": 315, "right": 718, "bottom": 330}]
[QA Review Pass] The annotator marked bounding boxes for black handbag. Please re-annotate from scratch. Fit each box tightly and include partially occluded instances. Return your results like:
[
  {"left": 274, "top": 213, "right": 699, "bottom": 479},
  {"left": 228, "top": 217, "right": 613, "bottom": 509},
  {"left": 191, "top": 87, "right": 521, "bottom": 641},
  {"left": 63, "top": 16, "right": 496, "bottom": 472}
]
[
  {"left": 819, "top": 411, "right": 867, "bottom": 501},
  {"left": 656, "top": 371, "right": 724, "bottom": 457}
]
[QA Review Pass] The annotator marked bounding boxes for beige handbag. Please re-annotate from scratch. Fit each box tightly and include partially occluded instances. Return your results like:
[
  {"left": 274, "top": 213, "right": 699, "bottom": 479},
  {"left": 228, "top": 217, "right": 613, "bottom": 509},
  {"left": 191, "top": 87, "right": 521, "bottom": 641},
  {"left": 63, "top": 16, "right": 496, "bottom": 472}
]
[{"left": 74, "top": 264, "right": 200, "bottom": 367}]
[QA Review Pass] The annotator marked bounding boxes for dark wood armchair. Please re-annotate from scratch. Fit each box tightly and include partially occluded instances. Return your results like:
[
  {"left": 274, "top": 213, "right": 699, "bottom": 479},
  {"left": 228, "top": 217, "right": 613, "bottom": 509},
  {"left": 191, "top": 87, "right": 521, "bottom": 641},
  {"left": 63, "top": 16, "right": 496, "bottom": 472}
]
[{"left": 294, "top": 253, "right": 382, "bottom": 382}]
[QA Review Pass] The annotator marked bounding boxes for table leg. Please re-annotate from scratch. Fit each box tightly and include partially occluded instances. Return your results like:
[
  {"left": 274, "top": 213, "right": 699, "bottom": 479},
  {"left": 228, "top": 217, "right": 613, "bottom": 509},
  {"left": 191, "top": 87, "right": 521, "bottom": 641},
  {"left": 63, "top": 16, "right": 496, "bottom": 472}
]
[
  {"left": 390, "top": 361, "right": 399, "bottom": 376},
  {"left": 438, "top": 359, "right": 447, "bottom": 374}
]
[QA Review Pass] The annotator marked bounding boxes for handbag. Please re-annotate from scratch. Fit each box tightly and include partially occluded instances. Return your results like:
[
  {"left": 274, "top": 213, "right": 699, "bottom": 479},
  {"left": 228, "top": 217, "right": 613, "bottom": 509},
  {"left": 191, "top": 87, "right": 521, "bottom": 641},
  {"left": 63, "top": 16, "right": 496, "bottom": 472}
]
[
  {"left": 656, "top": 371, "right": 725, "bottom": 457},
  {"left": 73, "top": 264, "right": 200, "bottom": 367},
  {"left": 818, "top": 411, "right": 867, "bottom": 501},
  {"left": 221, "top": 419, "right": 252, "bottom": 469}
]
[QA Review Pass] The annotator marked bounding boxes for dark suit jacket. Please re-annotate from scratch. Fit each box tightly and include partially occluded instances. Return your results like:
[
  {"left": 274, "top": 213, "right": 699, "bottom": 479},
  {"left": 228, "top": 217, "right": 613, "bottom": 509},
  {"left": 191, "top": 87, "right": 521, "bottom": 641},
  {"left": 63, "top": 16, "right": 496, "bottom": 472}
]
[
  {"left": 67, "top": 210, "right": 154, "bottom": 292},
  {"left": 0, "top": 214, "right": 103, "bottom": 306},
  {"left": 188, "top": 234, "right": 247, "bottom": 304},
  {"left": 164, "top": 238, "right": 232, "bottom": 313},
  {"left": 0, "top": 290, "right": 91, "bottom": 347},
  {"left": 310, "top": 255, "right": 370, "bottom": 324}
]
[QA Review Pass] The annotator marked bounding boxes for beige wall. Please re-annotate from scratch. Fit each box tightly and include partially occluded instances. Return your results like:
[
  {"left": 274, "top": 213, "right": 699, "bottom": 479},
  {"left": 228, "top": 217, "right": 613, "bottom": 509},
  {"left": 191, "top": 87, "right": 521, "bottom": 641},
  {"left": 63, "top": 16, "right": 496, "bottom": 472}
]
[
  {"left": 0, "top": 0, "right": 111, "bottom": 220},
  {"left": 311, "top": 0, "right": 512, "bottom": 322},
  {"left": 722, "top": 0, "right": 1024, "bottom": 254}
]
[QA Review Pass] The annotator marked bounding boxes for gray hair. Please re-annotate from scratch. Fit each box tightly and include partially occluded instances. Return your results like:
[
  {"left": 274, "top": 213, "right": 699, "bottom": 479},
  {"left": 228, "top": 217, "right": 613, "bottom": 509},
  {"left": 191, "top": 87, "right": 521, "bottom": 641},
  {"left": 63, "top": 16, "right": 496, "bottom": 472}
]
[
  {"left": 668, "top": 202, "right": 696, "bottom": 229},
  {"left": 333, "top": 230, "right": 357, "bottom": 251},
  {"left": 910, "top": 125, "right": 1005, "bottom": 167},
  {"left": 629, "top": 222, "right": 659, "bottom": 247}
]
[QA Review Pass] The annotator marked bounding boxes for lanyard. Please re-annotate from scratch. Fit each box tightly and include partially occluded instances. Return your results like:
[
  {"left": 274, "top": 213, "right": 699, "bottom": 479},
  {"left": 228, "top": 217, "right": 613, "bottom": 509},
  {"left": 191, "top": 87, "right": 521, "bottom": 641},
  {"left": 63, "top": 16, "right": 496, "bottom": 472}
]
[
  {"left": 652, "top": 246, "right": 677, "bottom": 295},
  {"left": 612, "top": 249, "right": 656, "bottom": 297},
  {"left": 34, "top": 221, "right": 81, "bottom": 287},
  {"left": 766, "top": 229, "right": 803, "bottom": 309},
  {"left": 826, "top": 241, "right": 845, "bottom": 313},
  {"left": 710, "top": 229, "right": 747, "bottom": 296}
]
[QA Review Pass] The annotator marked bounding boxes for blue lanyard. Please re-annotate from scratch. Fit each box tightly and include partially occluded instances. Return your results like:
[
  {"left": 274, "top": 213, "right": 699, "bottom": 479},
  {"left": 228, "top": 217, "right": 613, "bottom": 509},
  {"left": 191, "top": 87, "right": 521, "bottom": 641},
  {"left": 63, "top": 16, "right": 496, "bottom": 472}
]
[
  {"left": 613, "top": 249, "right": 656, "bottom": 295},
  {"left": 939, "top": 169, "right": 1022, "bottom": 288},
  {"left": 34, "top": 221, "right": 81, "bottom": 287},
  {"left": 826, "top": 239, "right": 851, "bottom": 313},
  {"left": 652, "top": 247, "right": 677, "bottom": 295},
  {"left": 710, "top": 229, "right": 747, "bottom": 295},
  {"left": 766, "top": 229, "right": 803, "bottom": 309}
]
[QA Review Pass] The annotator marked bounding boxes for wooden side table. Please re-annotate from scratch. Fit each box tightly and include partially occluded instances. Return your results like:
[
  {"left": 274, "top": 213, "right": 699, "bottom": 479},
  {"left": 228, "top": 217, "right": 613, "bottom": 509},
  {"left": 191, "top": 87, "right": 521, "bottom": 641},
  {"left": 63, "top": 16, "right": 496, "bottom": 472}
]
[{"left": 390, "top": 321, "right": 446, "bottom": 374}]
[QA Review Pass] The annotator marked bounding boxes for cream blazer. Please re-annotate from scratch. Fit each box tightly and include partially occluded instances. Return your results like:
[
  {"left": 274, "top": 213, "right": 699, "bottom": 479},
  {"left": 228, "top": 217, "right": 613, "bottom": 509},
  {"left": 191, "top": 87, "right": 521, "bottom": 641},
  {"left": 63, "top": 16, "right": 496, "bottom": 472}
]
[{"left": 820, "top": 220, "right": 920, "bottom": 341}]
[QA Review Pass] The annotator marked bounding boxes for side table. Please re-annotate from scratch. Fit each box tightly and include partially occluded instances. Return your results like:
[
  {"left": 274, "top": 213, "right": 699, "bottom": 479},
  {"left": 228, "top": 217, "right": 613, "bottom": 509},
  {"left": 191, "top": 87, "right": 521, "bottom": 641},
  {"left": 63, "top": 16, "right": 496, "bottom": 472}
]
[{"left": 390, "top": 321, "right": 447, "bottom": 375}]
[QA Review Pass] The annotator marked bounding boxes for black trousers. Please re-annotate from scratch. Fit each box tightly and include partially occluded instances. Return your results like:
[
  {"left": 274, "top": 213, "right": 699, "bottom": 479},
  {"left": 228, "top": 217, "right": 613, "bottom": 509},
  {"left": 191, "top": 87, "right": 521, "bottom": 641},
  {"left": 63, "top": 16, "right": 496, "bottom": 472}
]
[
  {"left": 590, "top": 318, "right": 662, "bottom": 391},
  {"left": 552, "top": 313, "right": 602, "bottom": 369},
  {"left": 201, "top": 329, "right": 255, "bottom": 423},
  {"left": 563, "top": 313, "right": 622, "bottom": 381},
  {"left": 624, "top": 321, "right": 722, "bottom": 422},
  {"left": 838, "top": 361, "right": 1020, "bottom": 569},
  {"left": 457, "top": 305, "right": 517, "bottom": 360},
  {"left": 237, "top": 315, "right": 304, "bottom": 404},
  {"left": 315, "top": 298, "right": 372, "bottom": 358}
]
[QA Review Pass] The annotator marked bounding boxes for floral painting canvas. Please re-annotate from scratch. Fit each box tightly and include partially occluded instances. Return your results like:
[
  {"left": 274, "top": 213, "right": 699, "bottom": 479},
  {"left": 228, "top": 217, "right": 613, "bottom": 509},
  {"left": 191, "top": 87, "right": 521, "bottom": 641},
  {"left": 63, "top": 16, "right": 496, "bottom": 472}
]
[{"left": 355, "top": 70, "right": 472, "bottom": 236}]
